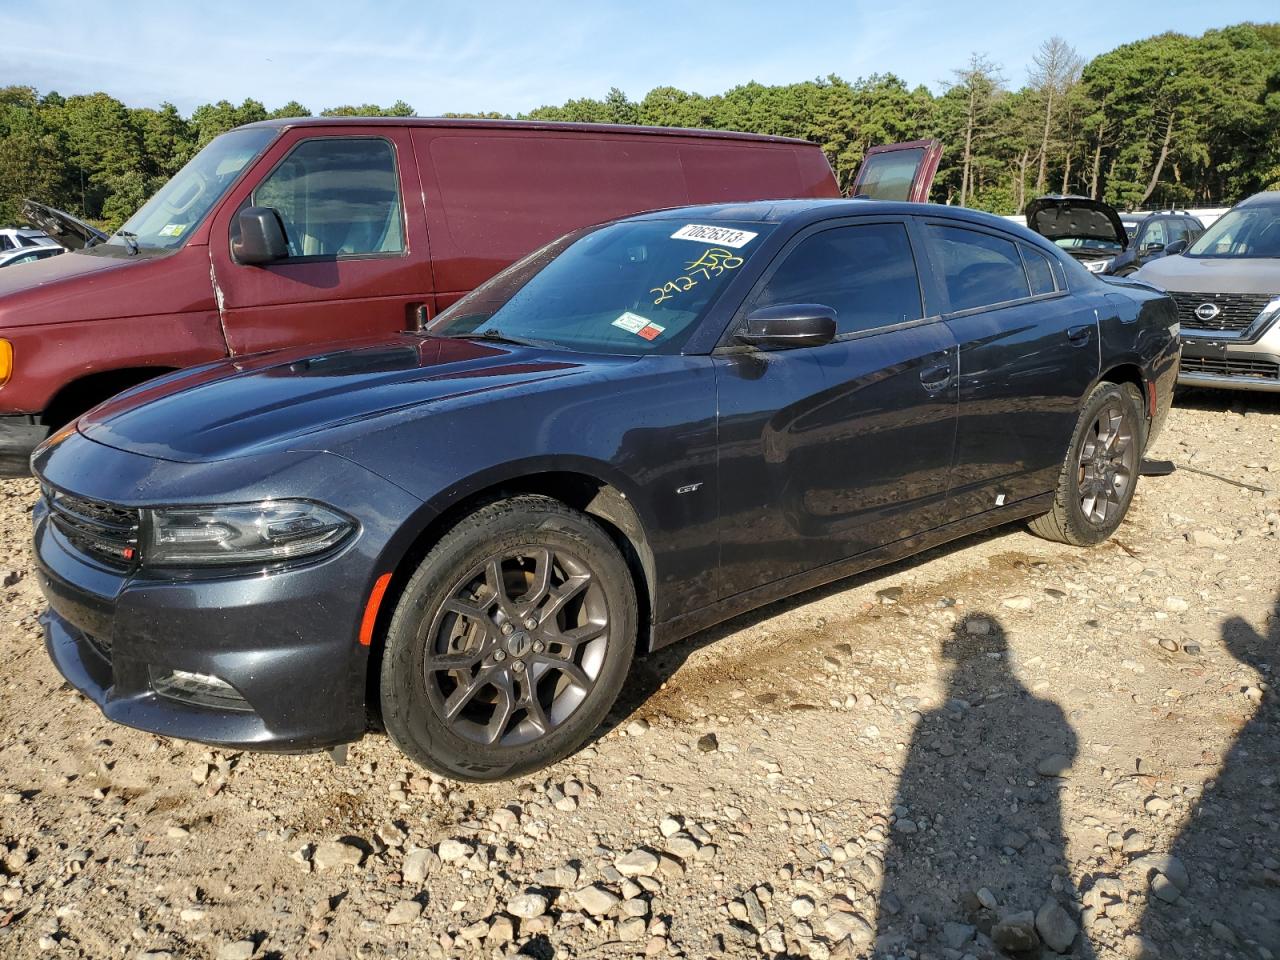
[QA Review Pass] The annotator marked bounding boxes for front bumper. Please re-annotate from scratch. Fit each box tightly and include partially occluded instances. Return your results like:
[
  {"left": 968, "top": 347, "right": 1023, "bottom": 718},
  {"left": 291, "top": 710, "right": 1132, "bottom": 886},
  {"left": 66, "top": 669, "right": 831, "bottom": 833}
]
[
  {"left": 32, "top": 434, "right": 425, "bottom": 752},
  {"left": 1178, "top": 312, "right": 1280, "bottom": 393},
  {"left": 0, "top": 414, "right": 46, "bottom": 478}
]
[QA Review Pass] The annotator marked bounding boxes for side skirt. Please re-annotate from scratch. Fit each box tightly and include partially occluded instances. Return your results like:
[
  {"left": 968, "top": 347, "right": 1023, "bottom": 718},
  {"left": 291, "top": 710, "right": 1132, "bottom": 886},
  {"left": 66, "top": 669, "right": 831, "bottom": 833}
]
[{"left": 649, "top": 493, "right": 1054, "bottom": 652}]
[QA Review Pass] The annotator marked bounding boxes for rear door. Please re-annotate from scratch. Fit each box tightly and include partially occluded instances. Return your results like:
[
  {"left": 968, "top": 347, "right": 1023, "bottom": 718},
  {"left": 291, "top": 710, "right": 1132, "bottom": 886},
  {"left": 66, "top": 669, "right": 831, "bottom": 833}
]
[
  {"left": 208, "top": 127, "right": 432, "bottom": 355},
  {"left": 849, "top": 140, "right": 942, "bottom": 202},
  {"left": 923, "top": 220, "right": 1100, "bottom": 517},
  {"left": 714, "top": 217, "right": 958, "bottom": 598}
]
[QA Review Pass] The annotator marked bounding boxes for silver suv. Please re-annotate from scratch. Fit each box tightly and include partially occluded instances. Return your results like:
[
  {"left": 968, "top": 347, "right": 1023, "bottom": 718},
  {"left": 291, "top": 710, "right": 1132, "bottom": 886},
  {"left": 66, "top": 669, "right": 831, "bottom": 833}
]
[{"left": 1135, "top": 191, "right": 1280, "bottom": 393}]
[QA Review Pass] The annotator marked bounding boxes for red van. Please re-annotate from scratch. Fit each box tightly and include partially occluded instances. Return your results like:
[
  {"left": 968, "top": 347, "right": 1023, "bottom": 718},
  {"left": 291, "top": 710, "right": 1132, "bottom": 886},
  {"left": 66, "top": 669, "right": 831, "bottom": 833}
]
[{"left": 0, "top": 118, "right": 839, "bottom": 474}]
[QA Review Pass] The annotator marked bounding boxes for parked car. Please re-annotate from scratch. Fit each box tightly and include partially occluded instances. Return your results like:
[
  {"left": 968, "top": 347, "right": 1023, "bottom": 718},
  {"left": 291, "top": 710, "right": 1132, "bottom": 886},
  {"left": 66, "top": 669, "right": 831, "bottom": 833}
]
[
  {"left": 1135, "top": 191, "right": 1280, "bottom": 392},
  {"left": 0, "top": 226, "right": 61, "bottom": 252},
  {"left": 1109, "top": 211, "right": 1204, "bottom": 276},
  {"left": 0, "top": 246, "right": 64, "bottom": 269},
  {"left": 0, "top": 118, "right": 840, "bottom": 476},
  {"left": 32, "top": 199, "right": 1179, "bottom": 780},
  {"left": 1024, "top": 196, "right": 1204, "bottom": 278}
]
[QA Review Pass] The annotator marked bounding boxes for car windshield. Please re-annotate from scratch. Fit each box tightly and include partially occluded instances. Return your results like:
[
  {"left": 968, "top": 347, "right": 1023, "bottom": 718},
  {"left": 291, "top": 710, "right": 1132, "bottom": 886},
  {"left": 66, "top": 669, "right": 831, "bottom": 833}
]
[
  {"left": 103, "top": 127, "right": 277, "bottom": 252},
  {"left": 1186, "top": 204, "right": 1280, "bottom": 259},
  {"left": 429, "top": 219, "right": 775, "bottom": 355}
]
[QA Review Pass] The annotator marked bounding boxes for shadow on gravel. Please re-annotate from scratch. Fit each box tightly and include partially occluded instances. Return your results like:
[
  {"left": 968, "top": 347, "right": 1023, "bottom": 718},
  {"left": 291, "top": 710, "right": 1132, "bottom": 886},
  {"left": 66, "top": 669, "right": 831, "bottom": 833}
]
[
  {"left": 1137, "top": 593, "right": 1280, "bottom": 957},
  {"left": 873, "top": 614, "right": 1095, "bottom": 959},
  {"left": 1171, "top": 387, "right": 1280, "bottom": 416}
]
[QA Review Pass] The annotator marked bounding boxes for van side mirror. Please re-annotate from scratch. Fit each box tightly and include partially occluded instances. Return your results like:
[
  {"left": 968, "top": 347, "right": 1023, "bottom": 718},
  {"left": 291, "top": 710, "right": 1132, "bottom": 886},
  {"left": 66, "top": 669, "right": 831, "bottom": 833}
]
[
  {"left": 736, "top": 304, "right": 838, "bottom": 349},
  {"left": 1163, "top": 238, "right": 1188, "bottom": 256},
  {"left": 1141, "top": 242, "right": 1166, "bottom": 255},
  {"left": 232, "top": 206, "right": 289, "bottom": 264}
]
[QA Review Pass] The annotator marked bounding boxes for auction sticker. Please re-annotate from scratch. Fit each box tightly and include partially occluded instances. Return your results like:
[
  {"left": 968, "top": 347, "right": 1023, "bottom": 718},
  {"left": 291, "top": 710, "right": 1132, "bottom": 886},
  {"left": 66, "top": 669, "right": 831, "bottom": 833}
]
[
  {"left": 670, "top": 224, "right": 758, "bottom": 248},
  {"left": 612, "top": 312, "right": 666, "bottom": 340}
]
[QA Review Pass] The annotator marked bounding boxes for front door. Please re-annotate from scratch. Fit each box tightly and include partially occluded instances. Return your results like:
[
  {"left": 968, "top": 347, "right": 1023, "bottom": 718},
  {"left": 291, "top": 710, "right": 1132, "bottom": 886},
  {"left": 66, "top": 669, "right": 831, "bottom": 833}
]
[
  {"left": 714, "top": 219, "right": 958, "bottom": 599},
  {"left": 922, "top": 221, "right": 1101, "bottom": 517},
  {"left": 208, "top": 127, "right": 432, "bottom": 355}
]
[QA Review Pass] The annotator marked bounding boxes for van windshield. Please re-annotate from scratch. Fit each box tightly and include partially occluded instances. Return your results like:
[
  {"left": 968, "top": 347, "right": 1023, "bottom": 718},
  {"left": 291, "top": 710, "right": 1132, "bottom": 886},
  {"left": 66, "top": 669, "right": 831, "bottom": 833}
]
[
  {"left": 429, "top": 219, "right": 775, "bottom": 355},
  {"left": 1186, "top": 204, "right": 1280, "bottom": 259},
  {"left": 103, "top": 127, "right": 277, "bottom": 252}
]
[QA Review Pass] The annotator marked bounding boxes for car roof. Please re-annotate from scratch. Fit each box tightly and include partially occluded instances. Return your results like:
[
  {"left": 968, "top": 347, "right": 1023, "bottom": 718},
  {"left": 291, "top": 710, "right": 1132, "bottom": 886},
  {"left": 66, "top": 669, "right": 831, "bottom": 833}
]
[
  {"left": 1238, "top": 191, "right": 1280, "bottom": 208},
  {"left": 617, "top": 198, "right": 1040, "bottom": 235},
  {"left": 238, "top": 116, "right": 815, "bottom": 146}
]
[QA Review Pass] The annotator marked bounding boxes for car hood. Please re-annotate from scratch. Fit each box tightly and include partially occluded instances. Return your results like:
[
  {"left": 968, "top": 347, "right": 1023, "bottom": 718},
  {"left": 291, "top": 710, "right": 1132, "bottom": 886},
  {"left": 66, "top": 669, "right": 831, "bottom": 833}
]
[
  {"left": 1024, "top": 195, "right": 1128, "bottom": 250},
  {"left": 1134, "top": 254, "right": 1280, "bottom": 295},
  {"left": 77, "top": 335, "right": 630, "bottom": 463},
  {"left": 21, "top": 199, "right": 110, "bottom": 250}
]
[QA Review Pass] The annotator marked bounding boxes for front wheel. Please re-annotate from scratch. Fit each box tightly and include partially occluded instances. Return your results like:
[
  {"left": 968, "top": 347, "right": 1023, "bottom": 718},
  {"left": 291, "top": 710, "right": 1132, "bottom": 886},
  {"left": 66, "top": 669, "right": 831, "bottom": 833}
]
[
  {"left": 380, "top": 495, "right": 636, "bottom": 781},
  {"left": 1029, "top": 382, "right": 1145, "bottom": 546}
]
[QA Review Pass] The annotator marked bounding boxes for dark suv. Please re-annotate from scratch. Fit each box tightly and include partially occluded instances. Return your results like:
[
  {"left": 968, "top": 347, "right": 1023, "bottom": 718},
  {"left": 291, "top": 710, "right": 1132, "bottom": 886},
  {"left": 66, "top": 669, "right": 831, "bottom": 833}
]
[{"left": 1112, "top": 212, "right": 1205, "bottom": 276}]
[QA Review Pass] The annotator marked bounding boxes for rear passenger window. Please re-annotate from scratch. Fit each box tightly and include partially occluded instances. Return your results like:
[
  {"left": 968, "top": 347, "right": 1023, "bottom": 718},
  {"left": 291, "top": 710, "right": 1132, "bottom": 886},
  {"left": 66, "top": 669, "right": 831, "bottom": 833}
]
[
  {"left": 252, "top": 138, "right": 403, "bottom": 258},
  {"left": 1021, "top": 245, "right": 1057, "bottom": 296},
  {"left": 928, "top": 225, "right": 1030, "bottom": 312},
  {"left": 754, "top": 223, "right": 923, "bottom": 335}
]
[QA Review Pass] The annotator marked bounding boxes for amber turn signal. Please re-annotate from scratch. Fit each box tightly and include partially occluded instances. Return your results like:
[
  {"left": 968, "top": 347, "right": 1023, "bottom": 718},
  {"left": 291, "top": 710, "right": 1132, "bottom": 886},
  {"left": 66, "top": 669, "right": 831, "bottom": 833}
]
[{"left": 0, "top": 340, "right": 12, "bottom": 386}]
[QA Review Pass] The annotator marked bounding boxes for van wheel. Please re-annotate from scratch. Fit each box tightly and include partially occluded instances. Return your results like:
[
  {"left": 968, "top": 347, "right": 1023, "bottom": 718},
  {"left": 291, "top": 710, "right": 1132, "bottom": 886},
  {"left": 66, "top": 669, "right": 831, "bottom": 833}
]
[
  {"left": 1029, "top": 382, "right": 1145, "bottom": 547},
  {"left": 380, "top": 495, "right": 636, "bottom": 781}
]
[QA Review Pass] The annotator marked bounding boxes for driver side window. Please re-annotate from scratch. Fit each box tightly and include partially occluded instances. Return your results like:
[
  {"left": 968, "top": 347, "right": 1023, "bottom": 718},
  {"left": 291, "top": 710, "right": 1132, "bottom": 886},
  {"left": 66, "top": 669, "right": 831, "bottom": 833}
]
[{"left": 252, "top": 138, "right": 404, "bottom": 258}]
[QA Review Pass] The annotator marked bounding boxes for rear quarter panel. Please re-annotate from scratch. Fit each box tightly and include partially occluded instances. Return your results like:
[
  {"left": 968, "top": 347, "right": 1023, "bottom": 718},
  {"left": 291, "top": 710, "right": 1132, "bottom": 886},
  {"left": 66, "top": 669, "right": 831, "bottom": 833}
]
[{"left": 1098, "top": 279, "right": 1180, "bottom": 445}]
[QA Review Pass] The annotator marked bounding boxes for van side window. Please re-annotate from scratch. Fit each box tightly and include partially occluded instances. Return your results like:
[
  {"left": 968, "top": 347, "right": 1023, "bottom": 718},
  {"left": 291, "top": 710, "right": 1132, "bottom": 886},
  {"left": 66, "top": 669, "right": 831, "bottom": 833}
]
[
  {"left": 928, "top": 225, "right": 1030, "bottom": 312},
  {"left": 754, "top": 223, "right": 923, "bottom": 336},
  {"left": 1021, "top": 245, "right": 1057, "bottom": 296},
  {"left": 252, "top": 138, "right": 403, "bottom": 258}
]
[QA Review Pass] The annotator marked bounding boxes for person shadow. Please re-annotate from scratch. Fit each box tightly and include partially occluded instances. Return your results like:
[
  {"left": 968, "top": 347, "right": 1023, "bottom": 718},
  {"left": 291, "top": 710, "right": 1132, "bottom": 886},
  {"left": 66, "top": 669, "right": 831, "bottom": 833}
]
[
  {"left": 1137, "top": 593, "right": 1279, "bottom": 957},
  {"left": 875, "top": 614, "right": 1096, "bottom": 958}
]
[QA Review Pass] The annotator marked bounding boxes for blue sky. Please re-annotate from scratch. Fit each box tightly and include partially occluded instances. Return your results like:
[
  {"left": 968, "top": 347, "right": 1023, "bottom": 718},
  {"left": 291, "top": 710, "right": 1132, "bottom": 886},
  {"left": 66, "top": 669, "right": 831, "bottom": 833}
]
[{"left": 2, "top": 1, "right": 1275, "bottom": 116}]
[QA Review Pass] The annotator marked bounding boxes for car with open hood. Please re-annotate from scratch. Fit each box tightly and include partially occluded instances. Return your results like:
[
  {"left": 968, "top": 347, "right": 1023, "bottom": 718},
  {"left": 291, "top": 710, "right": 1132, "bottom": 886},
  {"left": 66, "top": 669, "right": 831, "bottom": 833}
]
[
  {"left": 32, "top": 198, "right": 1178, "bottom": 781},
  {"left": 1135, "top": 191, "right": 1280, "bottom": 393},
  {"left": 1025, "top": 195, "right": 1130, "bottom": 275}
]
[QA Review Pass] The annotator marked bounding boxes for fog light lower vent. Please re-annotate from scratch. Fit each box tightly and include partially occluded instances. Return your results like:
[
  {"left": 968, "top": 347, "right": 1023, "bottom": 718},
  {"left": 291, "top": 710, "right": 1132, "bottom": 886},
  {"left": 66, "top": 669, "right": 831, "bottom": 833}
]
[{"left": 149, "top": 668, "right": 252, "bottom": 712}]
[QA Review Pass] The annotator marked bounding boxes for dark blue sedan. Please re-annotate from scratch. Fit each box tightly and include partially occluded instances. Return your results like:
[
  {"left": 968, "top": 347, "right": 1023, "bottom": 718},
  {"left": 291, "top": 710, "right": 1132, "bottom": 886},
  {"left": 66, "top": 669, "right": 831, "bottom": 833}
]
[{"left": 32, "top": 200, "right": 1179, "bottom": 780}]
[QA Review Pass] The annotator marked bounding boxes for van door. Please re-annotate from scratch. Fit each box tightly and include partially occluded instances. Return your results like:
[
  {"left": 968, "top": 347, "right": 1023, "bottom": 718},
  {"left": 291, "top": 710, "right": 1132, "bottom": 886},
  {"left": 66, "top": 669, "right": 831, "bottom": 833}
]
[
  {"left": 208, "top": 127, "right": 431, "bottom": 355},
  {"left": 850, "top": 140, "right": 942, "bottom": 202}
]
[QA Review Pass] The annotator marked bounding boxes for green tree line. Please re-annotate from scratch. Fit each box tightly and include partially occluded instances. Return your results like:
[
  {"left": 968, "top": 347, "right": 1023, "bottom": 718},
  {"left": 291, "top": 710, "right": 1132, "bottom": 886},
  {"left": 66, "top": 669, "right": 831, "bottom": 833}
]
[{"left": 2, "top": 22, "right": 1277, "bottom": 230}]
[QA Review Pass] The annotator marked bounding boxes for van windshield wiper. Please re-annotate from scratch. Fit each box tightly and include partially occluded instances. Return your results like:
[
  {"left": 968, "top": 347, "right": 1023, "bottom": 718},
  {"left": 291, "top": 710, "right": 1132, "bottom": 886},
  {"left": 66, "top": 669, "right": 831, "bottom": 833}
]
[{"left": 113, "top": 230, "right": 140, "bottom": 255}]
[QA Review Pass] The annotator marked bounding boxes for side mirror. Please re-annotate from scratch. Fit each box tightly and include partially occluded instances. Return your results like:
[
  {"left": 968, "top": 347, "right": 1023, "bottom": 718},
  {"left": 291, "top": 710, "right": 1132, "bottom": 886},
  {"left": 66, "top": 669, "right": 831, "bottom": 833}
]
[
  {"left": 231, "top": 206, "right": 288, "bottom": 264},
  {"left": 1141, "top": 242, "right": 1166, "bottom": 255},
  {"left": 736, "top": 304, "right": 838, "bottom": 349},
  {"left": 1163, "top": 239, "right": 1188, "bottom": 256}
]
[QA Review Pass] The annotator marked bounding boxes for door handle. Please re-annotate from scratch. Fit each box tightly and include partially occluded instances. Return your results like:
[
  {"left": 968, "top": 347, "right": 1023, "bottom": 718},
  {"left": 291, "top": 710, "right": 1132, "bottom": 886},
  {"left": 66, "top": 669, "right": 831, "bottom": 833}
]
[
  {"left": 919, "top": 363, "right": 952, "bottom": 389},
  {"left": 1067, "top": 325, "right": 1093, "bottom": 347}
]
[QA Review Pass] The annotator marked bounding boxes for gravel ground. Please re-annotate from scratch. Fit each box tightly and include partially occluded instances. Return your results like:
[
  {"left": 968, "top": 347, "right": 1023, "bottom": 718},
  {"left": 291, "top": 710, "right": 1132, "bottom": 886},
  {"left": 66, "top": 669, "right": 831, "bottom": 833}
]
[{"left": 0, "top": 389, "right": 1277, "bottom": 960}]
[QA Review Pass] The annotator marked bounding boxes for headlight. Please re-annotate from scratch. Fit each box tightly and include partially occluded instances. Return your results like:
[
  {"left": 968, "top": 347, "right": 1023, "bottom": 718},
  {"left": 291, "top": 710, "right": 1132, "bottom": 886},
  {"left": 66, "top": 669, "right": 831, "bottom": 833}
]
[
  {"left": 146, "top": 500, "right": 355, "bottom": 567},
  {"left": 1085, "top": 258, "right": 1114, "bottom": 274}
]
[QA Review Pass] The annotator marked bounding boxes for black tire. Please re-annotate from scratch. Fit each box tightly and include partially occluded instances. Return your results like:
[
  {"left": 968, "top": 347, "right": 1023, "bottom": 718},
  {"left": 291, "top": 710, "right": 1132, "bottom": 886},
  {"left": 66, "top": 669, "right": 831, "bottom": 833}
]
[
  {"left": 1029, "top": 382, "right": 1146, "bottom": 547},
  {"left": 380, "top": 495, "right": 636, "bottom": 781}
]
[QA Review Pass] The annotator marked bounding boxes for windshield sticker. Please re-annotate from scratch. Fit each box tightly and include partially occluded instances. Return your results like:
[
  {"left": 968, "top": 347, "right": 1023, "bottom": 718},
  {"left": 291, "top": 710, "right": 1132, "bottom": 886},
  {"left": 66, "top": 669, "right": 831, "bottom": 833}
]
[
  {"left": 612, "top": 312, "right": 666, "bottom": 341},
  {"left": 650, "top": 247, "right": 746, "bottom": 305},
  {"left": 671, "top": 224, "right": 758, "bottom": 248},
  {"left": 158, "top": 223, "right": 187, "bottom": 237}
]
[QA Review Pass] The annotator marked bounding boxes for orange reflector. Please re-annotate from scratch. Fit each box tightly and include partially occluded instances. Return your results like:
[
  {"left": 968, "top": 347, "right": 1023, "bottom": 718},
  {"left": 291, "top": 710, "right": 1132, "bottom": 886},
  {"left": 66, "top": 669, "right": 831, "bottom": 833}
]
[
  {"left": 358, "top": 573, "right": 393, "bottom": 646},
  {"left": 1147, "top": 380, "right": 1157, "bottom": 417},
  {"left": 0, "top": 339, "right": 11, "bottom": 387}
]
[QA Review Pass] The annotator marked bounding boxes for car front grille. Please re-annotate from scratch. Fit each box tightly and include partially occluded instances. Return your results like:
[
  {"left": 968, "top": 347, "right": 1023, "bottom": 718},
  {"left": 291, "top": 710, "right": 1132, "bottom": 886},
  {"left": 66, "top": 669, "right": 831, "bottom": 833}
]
[
  {"left": 1180, "top": 356, "right": 1280, "bottom": 381},
  {"left": 45, "top": 488, "right": 141, "bottom": 569},
  {"left": 1171, "top": 291, "right": 1276, "bottom": 333}
]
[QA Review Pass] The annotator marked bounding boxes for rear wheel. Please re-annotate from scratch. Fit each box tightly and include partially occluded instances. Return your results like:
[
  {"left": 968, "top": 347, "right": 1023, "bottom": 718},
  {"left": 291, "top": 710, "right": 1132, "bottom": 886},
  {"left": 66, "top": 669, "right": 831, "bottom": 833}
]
[
  {"left": 1029, "top": 382, "right": 1145, "bottom": 546},
  {"left": 380, "top": 495, "right": 636, "bottom": 781}
]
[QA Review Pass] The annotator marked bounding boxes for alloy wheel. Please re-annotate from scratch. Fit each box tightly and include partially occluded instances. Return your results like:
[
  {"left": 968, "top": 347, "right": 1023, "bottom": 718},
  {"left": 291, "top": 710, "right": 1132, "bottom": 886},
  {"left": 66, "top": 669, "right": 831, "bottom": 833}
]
[
  {"left": 1076, "top": 400, "right": 1137, "bottom": 525},
  {"left": 421, "top": 546, "right": 610, "bottom": 746}
]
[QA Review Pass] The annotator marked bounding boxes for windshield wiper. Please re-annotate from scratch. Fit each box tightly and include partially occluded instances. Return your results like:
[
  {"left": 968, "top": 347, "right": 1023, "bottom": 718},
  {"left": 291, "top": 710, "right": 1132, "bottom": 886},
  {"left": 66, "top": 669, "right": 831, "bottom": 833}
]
[
  {"left": 450, "top": 329, "right": 545, "bottom": 347},
  {"left": 114, "top": 230, "right": 140, "bottom": 256}
]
